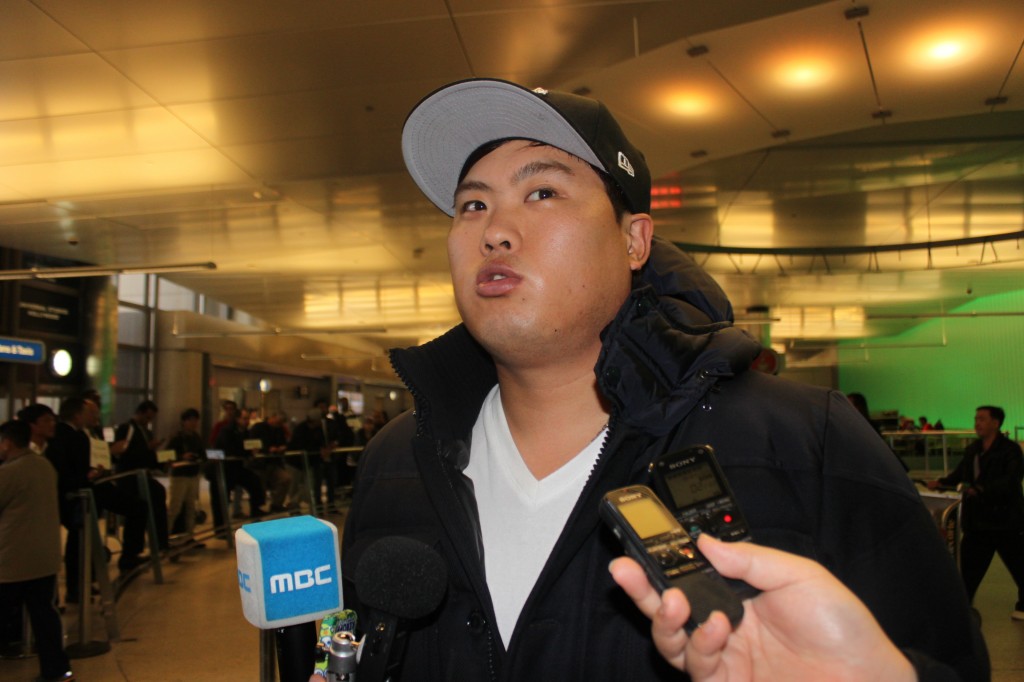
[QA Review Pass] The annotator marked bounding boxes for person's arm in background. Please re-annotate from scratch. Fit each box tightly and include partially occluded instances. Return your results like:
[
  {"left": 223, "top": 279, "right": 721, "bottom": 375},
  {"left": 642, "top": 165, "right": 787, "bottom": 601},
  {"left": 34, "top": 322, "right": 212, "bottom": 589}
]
[{"left": 930, "top": 448, "right": 972, "bottom": 489}]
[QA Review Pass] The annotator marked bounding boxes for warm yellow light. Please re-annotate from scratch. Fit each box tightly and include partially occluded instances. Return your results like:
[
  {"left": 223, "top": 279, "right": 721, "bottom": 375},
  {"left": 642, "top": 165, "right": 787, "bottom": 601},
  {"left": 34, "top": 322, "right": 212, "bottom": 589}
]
[
  {"left": 774, "top": 60, "right": 833, "bottom": 90},
  {"left": 663, "top": 92, "right": 714, "bottom": 118},
  {"left": 929, "top": 41, "right": 962, "bottom": 61},
  {"left": 905, "top": 23, "right": 984, "bottom": 70},
  {"left": 303, "top": 281, "right": 340, "bottom": 318}
]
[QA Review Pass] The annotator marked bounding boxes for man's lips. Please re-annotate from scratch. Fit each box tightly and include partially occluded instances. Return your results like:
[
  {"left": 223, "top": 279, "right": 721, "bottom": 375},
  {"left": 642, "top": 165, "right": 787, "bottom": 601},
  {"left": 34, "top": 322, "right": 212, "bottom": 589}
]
[{"left": 475, "top": 264, "right": 522, "bottom": 296}]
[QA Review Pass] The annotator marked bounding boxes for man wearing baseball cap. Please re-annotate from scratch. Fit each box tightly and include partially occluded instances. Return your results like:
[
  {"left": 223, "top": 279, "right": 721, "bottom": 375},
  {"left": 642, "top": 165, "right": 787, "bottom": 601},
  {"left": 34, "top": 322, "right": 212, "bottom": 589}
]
[{"left": 341, "top": 79, "right": 987, "bottom": 680}]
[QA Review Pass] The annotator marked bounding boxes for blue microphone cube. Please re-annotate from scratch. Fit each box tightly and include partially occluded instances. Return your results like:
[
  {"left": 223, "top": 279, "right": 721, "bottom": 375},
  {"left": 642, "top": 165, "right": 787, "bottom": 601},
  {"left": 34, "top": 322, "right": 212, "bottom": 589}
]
[{"left": 236, "top": 516, "right": 342, "bottom": 628}]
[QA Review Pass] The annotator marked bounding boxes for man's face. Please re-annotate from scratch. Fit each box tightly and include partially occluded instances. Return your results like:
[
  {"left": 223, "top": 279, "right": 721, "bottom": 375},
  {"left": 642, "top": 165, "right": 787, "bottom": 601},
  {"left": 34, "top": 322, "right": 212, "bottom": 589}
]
[
  {"left": 183, "top": 416, "right": 200, "bottom": 433},
  {"left": 448, "top": 140, "right": 650, "bottom": 367},
  {"left": 67, "top": 407, "right": 88, "bottom": 429},
  {"left": 84, "top": 401, "right": 100, "bottom": 429},
  {"left": 974, "top": 409, "right": 1000, "bottom": 439},
  {"left": 32, "top": 413, "right": 57, "bottom": 440}
]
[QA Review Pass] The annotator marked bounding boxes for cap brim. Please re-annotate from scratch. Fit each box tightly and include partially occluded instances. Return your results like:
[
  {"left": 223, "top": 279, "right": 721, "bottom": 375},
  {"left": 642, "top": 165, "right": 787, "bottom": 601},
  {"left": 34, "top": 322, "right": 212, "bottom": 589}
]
[{"left": 402, "top": 79, "right": 604, "bottom": 217}]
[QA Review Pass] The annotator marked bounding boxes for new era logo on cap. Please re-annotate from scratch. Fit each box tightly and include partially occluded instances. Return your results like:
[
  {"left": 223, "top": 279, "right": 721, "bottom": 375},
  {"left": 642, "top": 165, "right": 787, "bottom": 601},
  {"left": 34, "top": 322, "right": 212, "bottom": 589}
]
[{"left": 617, "top": 151, "right": 635, "bottom": 178}]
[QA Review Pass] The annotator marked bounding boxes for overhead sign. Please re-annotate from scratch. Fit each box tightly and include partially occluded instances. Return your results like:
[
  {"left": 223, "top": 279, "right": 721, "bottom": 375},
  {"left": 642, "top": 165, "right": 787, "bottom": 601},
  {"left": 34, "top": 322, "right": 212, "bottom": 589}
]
[
  {"left": 18, "top": 286, "right": 79, "bottom": 337},
  {"left": 0, "top": 336, "right": 45, "bottom": 364}
]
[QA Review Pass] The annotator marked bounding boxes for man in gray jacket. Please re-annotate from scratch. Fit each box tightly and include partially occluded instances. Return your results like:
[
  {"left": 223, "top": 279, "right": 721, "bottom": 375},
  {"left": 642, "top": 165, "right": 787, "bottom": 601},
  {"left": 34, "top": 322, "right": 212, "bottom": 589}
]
[{"left": 0, "top": 419, "right": 73, "bottom": 681}]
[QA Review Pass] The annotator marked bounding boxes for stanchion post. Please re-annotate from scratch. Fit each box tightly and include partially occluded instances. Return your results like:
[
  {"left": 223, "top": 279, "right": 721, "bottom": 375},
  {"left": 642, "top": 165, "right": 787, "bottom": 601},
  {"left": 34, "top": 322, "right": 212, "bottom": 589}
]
[
  {"left": 87, "top": 487, "right": 120, "bottom": 642},
  {"left": 303, "top": 451, "right": 318, "bottom": 517},
  {"left": 135, "top": 471, "right": 164, "bottom": 584},
  {"left": 212, "top": 459, "right": 234, "bottom": 548},
  {"left": 66, "top": 489, "right": 112, "bottom": 658}
]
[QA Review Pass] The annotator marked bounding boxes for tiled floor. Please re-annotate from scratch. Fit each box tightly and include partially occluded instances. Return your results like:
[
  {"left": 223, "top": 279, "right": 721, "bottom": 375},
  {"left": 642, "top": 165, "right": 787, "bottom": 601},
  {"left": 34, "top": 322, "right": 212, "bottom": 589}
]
[{"left": 2, "top": 499, "right": 1023, "bottom": 681}]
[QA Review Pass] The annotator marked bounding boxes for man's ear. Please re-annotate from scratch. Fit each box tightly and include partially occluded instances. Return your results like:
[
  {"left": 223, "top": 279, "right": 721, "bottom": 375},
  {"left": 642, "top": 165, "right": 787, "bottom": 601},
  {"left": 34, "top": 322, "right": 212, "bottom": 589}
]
[{"left": 625, "top": 214, "right": 654, "bottom": 271}]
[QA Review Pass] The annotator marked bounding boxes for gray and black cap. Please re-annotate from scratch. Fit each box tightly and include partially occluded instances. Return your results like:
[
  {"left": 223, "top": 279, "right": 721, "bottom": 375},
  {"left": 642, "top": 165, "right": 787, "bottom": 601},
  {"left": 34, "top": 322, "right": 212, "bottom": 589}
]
[{"left": 402, "top": 78, "right": 651, "bottom": 217}]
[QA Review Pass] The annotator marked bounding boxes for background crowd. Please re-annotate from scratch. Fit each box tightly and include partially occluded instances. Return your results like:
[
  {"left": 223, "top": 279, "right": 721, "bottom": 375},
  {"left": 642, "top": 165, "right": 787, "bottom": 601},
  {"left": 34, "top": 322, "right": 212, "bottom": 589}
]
[{"left": 0, "top": 391, "right": 386, "bottom": 682}]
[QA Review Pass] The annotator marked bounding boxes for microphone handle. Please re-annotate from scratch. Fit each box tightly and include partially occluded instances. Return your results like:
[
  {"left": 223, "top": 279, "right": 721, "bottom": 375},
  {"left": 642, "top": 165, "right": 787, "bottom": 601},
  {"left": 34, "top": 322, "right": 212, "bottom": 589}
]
[
  {"left": 356, "top": 611, "right": 403, "bottom": 682},
  {"left": 275, "top": 621, "right": 317, "bottom": 682}
]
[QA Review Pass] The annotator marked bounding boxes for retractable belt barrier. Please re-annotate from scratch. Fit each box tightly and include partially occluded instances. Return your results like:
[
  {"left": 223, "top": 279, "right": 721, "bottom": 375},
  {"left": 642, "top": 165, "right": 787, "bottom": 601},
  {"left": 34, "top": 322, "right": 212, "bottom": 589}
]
[
  {"left": 66, "top": 488, "right": 117, "bottom": 659},
  {"left": 94, "top": 469, "right": 164, "bottom": 585}
]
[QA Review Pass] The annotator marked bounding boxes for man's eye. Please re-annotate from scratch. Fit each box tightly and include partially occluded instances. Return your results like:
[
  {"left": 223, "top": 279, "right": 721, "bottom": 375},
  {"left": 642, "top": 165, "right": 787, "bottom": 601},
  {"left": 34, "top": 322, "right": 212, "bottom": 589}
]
[
  {"left": 459, "top": 199, "right": 486, "bottom": 213},
  {"left": 526, "top": 188, "right": 557, "bottom": 201}
]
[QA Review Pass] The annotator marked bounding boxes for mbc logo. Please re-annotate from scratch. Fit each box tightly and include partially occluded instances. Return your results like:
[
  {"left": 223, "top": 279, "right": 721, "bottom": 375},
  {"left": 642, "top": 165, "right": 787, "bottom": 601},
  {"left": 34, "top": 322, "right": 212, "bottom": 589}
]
[
  {"left": 237, "top": 565, "right": 333, "bottom": 594},
  {"left": 269, "top": 565, "right": 333, "bottom": 594}
]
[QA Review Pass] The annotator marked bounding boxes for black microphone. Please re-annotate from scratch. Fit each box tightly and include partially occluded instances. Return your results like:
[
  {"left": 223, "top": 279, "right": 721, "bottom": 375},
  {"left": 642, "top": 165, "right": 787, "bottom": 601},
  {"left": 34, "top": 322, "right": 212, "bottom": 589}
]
[{"left": 354, "top": 536, "right": 447, "bottom": 682}]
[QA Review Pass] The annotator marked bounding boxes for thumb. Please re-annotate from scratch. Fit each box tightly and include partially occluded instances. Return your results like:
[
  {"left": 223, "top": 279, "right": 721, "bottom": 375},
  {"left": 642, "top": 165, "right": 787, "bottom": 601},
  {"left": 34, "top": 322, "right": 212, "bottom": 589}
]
[{"left": 696, "top": 534, "right": 818, "bottom": 593}]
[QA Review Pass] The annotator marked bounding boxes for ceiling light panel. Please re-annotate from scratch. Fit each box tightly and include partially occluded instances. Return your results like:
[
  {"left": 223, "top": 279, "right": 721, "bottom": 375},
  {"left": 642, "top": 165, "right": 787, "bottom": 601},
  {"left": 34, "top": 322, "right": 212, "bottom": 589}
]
[
  {"left": 31, "top": 0, "right": 435, "bottom": 50},
  {"left": 0, "top": 53, "right": 157, "bottom": 120},
  {"left": 560, "top": 48, "right": 773, "bottom": 179},
  {"left": 0, "top": 108, "right": 212, "bottom": 167},
  {"left": 689, "top": 2, "right": 873, "bottom": 141},
  {"left": 863, "top": 0, "right": 1024, "bottom": 121},
  {"left": 97, "top": 20, "right": 467, "bottom": 105},
  {"left": 0, "top": 149, "right": 253, "bottom": 203}
]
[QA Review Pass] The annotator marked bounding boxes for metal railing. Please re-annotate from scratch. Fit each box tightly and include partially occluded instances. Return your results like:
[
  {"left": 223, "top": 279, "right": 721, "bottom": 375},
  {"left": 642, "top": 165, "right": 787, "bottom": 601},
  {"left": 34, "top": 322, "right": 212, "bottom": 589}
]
[{"left": 204, "top": 446, "right": 363, "bottom": 548}]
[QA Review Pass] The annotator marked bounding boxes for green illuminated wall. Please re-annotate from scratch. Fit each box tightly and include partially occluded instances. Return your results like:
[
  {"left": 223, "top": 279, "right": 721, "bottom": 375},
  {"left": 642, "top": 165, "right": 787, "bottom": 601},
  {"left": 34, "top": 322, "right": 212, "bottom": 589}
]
[{"left": 838, "top": 289, "right": 1024, "bottom": 436}]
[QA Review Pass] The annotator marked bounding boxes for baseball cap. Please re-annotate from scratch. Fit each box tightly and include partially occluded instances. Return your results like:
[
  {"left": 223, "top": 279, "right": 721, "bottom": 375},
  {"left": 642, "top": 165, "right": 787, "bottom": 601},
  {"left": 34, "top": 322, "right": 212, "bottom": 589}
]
[{"left": 402, "top": 78, "right": 651, "bottom": 217}]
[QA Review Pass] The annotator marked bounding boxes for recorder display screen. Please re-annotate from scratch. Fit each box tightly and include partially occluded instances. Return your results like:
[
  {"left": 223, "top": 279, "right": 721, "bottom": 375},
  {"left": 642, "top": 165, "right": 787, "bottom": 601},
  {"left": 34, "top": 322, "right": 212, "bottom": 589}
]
[
  {"left": 665, "top": 462, "right": 724, "bottom": 507},
  {"left": 618, "top": 496, "right": 678, "bottom": 539}
]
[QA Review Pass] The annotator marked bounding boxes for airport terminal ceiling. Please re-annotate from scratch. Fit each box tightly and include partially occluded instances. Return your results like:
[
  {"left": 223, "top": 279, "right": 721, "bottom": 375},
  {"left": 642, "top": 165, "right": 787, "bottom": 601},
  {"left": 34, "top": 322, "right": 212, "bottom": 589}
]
[{"left": 1, "top": 0, "right": 1023, "bottom": 374}]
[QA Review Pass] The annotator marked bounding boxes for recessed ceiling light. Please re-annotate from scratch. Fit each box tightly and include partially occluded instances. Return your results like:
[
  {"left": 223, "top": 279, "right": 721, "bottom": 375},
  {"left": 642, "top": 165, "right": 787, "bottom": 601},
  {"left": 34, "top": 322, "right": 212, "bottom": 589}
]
[{"left": 929, "top": 41, "right": 962, "bottom": 61}]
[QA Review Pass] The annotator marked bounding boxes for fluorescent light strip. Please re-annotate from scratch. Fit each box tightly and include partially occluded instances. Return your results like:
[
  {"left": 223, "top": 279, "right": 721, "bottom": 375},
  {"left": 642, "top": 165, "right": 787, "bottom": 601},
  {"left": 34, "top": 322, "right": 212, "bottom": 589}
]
[
  {"left": 0, "top": 261, "right": 216, "bottom": 281},
  {"left": 173, "top": 327, "right": 386, "bottom": 338}
]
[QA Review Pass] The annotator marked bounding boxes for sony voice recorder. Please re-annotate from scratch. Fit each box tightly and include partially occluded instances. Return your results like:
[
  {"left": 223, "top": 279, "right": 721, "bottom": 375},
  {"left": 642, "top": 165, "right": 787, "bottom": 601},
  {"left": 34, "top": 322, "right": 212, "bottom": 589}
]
[
  {"left": 599, "top": 485, "right": 744, "bottom": 632},
  {"left": 649, "top": 444, "right": 759, "bottom": 600}
]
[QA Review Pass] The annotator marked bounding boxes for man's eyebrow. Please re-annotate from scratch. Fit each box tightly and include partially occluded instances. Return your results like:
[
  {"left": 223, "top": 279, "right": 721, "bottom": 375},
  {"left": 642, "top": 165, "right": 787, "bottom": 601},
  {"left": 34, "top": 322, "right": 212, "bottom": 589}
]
[
  {"left": 512, "top": 160, "right": 575, "bottom": 184},
  {"left": 454, "top": 179, "right": 491, "bottom": 198}
]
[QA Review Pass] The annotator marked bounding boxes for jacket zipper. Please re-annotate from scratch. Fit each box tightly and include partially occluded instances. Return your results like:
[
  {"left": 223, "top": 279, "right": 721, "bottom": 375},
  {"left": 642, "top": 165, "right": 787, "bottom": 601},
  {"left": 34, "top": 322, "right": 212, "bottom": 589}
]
[{"left": 391, "top": 351, "right": 500, "bottom": 682}]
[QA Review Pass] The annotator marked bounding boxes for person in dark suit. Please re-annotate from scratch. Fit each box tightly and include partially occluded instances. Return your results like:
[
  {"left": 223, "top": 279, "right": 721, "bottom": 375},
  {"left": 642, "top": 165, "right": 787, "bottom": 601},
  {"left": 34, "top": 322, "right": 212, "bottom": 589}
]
[{"left": 930, "top": 405, "right": 1024, "bottom": 619}]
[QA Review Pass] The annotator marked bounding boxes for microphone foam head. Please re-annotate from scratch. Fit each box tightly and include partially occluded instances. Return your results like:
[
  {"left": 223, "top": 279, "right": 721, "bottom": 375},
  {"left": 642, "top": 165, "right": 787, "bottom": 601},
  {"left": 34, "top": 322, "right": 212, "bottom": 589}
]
[
  {"left": 354, "top": 536, "right": 448, "bottom": 620},
  {"left": 236, "top": 516, "right": 342, "bottom": 629}
]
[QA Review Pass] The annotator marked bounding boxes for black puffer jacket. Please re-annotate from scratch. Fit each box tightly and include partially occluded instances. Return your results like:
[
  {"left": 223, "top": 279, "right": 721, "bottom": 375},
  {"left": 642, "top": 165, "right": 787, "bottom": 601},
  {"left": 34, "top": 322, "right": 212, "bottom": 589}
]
[{"left": 343, "top": 237, "right": 988, "bottom": 681}]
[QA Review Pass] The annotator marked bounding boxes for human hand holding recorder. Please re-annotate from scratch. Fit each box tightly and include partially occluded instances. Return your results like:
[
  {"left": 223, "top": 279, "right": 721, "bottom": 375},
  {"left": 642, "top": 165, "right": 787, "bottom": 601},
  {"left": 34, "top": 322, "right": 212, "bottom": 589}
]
[{"left": 610, "top": 534, "right": 916, "bottom": 681}]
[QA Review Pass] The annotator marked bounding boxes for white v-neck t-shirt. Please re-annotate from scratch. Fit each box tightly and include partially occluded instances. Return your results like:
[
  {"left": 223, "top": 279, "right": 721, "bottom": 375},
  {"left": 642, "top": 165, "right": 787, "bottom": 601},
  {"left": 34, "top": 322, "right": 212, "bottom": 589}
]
[{"left": 464, "top": 385, "right": 607, "bottom": 646}]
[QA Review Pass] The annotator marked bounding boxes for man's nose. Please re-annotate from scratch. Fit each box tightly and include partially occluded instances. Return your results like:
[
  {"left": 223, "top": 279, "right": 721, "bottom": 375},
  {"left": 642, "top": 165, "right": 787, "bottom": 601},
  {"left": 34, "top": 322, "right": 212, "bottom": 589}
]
[{"left": 480, "top": 209, "right": 518, "bottom": 253}]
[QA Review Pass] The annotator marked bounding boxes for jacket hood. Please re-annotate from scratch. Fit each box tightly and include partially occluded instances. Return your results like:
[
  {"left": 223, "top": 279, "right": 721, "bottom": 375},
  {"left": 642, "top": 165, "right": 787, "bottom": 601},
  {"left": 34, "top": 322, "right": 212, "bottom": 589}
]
[
  {"left": 596, "top": 237, "right": 761, "bottom": 435},
  {"left": 638, "top": 234, "right": 734, "bottom": 325}
]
